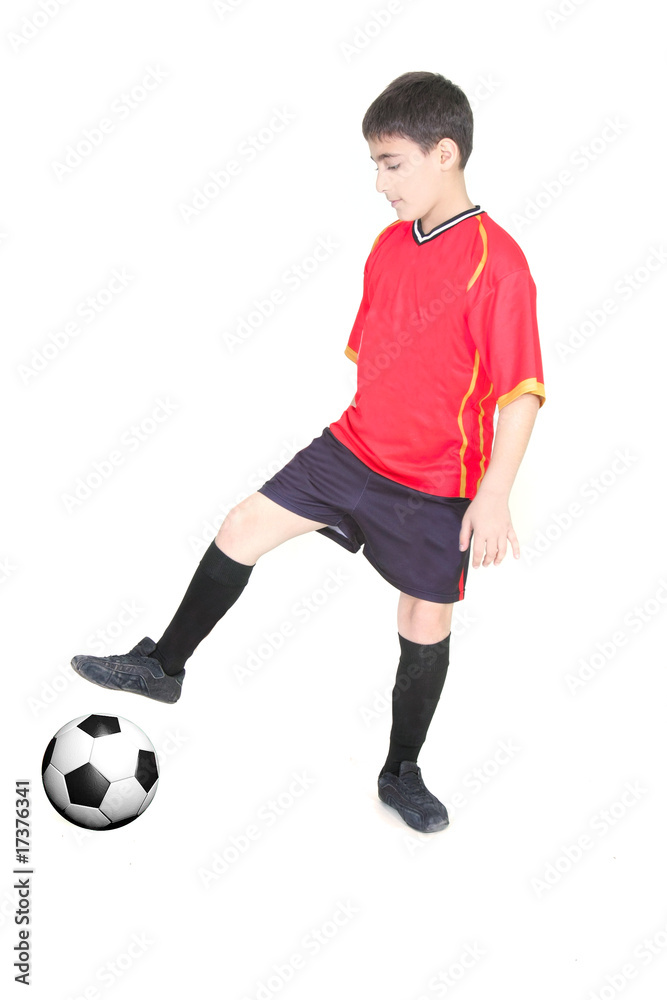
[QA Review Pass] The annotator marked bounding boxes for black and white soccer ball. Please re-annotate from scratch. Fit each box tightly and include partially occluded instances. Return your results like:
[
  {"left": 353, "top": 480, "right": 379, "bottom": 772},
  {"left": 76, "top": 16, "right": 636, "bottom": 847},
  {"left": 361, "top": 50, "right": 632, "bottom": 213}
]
[{"left": 41, "top": 714, "right": 159, "bottom": 830}]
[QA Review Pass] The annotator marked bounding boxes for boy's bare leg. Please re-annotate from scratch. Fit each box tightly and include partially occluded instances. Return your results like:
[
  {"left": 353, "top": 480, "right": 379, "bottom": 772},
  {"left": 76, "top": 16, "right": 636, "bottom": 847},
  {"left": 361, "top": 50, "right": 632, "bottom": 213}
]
[
  {"left": 70, "top": 490, "right": 334, "bottom": 701},
  {"left": 215, "top": 491, "right": 331, "bottom": 565},
  {"left": 396, "top": 592, "right": 453, "bottom": 644},
  {"left": 143, "top": 492, "right": 332, "bottom": 676}
]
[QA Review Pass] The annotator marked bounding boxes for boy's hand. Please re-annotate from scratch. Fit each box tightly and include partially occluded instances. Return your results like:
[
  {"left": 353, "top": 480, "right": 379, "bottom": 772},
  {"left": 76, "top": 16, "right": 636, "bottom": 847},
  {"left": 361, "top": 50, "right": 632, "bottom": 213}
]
[
  {"left": 456, "top": 393, "right": 540, "bottom": 566},
  {"left": 459, "top": 491, "right": 519, "bottom": 567}
]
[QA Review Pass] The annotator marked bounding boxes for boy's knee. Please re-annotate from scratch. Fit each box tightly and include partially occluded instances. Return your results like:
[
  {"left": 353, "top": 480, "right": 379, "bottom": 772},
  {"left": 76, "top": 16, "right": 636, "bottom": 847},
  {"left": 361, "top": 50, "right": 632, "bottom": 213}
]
[
  {"left": 398, "top": 595, "right": 453, "bottom": 644},
  {"left": 216, "top": 501, "right": 249, "bottom": 544}
]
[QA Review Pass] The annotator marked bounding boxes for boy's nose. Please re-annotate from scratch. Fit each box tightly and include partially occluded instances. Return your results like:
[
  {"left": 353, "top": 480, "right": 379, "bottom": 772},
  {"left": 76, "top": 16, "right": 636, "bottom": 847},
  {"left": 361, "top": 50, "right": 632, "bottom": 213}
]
[{"left": 376, "top": 172, "right": 388, "bottom": 195}]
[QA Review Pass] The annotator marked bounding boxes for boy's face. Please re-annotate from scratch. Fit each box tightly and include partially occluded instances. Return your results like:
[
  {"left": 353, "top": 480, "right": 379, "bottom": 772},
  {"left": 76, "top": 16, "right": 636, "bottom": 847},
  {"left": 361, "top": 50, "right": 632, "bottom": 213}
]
[{"left": 368, "top": 134, "right": 459, "bottom": 221}]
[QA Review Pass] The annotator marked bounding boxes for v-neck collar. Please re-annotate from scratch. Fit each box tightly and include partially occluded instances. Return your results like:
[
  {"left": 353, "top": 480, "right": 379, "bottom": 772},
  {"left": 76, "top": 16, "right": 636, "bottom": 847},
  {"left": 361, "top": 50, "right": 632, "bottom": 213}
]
[{"left": 412, "top": 205, "right": 484, "bottom": 245}]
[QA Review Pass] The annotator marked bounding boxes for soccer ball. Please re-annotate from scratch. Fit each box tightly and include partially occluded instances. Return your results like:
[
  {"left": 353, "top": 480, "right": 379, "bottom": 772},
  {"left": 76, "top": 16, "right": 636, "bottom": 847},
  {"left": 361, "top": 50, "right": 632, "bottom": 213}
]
[{"left": 41, "top": 714, "right": 159, "bottom": 830}]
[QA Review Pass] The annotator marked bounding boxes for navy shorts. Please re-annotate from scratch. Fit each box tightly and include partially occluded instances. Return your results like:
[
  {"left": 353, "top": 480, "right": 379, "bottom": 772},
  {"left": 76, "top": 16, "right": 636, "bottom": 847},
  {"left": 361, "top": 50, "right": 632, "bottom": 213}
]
[{"left": 257, "top": 426, "right": 473, "bottom": 603}]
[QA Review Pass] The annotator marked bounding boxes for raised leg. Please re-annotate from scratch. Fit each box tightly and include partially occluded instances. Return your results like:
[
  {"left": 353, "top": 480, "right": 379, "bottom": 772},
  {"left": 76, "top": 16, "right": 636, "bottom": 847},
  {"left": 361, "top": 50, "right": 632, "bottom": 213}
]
[{"left": 215, "top": 491, "right": 331, "bottom": 565}]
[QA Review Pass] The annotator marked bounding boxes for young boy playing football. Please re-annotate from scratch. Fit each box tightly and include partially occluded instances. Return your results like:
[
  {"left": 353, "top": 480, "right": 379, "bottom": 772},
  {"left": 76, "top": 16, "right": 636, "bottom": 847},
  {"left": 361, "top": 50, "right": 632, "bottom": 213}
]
[{"left": 71, "top": 71, "right": 546, "bottom": 834}]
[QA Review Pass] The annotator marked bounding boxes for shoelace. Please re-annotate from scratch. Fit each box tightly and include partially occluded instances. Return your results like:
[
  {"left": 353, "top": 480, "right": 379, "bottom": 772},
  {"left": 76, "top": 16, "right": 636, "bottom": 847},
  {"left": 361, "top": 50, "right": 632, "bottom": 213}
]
[{"left": 399, "top": 770, "right": 441, "bottom": 808}]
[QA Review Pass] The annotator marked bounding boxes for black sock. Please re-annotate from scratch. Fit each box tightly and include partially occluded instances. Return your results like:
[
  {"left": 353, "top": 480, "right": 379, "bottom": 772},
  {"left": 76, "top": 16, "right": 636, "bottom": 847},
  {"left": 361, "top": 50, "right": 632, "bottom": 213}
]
[
  {"left": 151, "top": 541, "right": 255, "bottom": 675},
  {"left": 379, "top": 631, "right": 451, "bottom": 778}
]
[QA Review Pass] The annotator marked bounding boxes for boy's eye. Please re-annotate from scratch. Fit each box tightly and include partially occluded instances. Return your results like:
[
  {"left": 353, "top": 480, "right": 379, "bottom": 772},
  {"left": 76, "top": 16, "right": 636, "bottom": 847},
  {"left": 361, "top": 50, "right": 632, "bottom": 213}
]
[{"left": 373, "top": 164, "right": 400, "bottom": 171}]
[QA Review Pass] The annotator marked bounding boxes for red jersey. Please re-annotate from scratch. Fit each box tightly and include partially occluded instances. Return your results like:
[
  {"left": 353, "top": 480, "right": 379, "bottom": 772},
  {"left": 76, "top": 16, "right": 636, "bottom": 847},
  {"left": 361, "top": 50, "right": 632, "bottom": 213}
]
[{"left": 328, "top": 206, "right": 545, "bottom": 499}]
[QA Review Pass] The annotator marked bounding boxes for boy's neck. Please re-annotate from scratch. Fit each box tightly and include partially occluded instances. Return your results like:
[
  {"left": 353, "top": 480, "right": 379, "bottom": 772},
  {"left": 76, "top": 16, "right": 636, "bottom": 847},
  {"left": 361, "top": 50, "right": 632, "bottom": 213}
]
[{"left": 419, "top": 194, "right": 477, "bottom": 235}]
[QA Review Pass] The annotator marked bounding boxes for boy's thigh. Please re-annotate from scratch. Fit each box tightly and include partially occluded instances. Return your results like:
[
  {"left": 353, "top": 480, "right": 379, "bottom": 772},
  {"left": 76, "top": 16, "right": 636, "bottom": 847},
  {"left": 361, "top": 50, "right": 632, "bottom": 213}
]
[{"left": 216, "top": 491, "right": 330, "bottom": 563}]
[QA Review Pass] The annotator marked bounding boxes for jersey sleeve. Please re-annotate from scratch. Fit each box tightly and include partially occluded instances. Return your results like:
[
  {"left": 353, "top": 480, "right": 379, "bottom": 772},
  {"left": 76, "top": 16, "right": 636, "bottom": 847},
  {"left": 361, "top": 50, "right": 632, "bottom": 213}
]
[
  {"left": 344, "top": 254, "right": 371, "bottom": 365},
  {"left": 466, "top": 268, "right": 546, "bottom": 409}
]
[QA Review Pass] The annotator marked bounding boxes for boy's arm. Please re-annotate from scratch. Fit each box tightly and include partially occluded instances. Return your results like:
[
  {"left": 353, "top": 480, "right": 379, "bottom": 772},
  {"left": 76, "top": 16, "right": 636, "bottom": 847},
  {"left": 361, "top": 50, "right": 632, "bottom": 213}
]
[{"left": 459, "top": 392, "right": 540, "bottom": 568}]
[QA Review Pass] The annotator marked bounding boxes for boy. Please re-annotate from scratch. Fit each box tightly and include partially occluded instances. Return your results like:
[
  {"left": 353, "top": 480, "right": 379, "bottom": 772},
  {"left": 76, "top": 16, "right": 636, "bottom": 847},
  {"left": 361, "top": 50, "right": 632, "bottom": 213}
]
[{"left": 71, "top": 71, "right": 545, "bottom": 834}]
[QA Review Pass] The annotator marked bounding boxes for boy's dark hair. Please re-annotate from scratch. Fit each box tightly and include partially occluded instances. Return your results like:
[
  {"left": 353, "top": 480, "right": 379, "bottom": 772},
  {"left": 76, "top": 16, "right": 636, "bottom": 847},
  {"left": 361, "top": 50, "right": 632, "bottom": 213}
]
[{"left": 362, "top": 71, "right": 473, "bottom": 169}]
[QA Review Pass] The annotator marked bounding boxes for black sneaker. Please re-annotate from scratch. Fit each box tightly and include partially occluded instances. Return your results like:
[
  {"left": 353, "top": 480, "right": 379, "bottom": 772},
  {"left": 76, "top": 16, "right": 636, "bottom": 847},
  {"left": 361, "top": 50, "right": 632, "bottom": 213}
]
[
  {"left": 70, "top": 637, "right": 185, "bottom": 704},
  {"left": 377, "top": 761, "right": 449, "bottom": 832}
]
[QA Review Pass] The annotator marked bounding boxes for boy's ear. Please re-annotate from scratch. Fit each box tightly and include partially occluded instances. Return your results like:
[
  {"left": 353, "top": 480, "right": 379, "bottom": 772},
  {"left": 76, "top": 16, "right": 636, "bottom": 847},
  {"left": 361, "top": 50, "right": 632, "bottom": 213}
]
[{"left": 435, "top": 138, "right": 461, "bottom": 169}]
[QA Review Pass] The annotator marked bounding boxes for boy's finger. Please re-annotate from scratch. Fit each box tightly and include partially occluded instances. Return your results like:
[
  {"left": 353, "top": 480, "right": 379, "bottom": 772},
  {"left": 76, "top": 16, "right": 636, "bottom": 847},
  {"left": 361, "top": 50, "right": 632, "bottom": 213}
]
[
  {"left": 495, "top": 535, "right": 508, "bottom": 564},
  {"left": 507, "top": 526, "right": 520, "bottom": 559},
  {"left": 472, "top": 537, "right": 485, "bottom": 567},
  {"left": 483, "top": 538, "right": 498, "bottom": 566}
]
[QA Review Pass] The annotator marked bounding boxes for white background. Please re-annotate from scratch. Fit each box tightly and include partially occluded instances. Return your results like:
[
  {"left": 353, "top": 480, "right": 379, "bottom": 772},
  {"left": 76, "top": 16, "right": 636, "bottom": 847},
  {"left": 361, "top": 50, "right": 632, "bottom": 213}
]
[{"left": 2, "top": 0, "right": 667, "bottom": 997}]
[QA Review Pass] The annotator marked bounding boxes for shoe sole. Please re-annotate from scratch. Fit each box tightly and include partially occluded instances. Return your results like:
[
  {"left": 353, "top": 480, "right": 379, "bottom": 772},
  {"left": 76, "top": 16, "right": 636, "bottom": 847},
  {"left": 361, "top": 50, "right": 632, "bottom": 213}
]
[{"left": 70, "top": 658, "right": 181, "bottom": 704}]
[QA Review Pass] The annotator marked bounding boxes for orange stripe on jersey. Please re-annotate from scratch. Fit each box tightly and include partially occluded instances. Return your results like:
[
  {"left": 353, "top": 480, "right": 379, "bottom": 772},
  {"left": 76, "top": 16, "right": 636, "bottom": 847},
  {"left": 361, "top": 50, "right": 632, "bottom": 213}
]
[
  {"left": 344, "top": 344, "right": 358, "bottom": 364},
  {"left": 475, "top": 383, "right": 494, "bottom": 490},
  {"left": 497, "top": 378, "right": 546, "bottom": 409},
  {"left": 457, "top": 350, "right": 481, "bottom": 497},
  {"left": 467, "top": 216, "right": 488, "bottom": 291},
  {"left": 371, "top": 220, "right": 402, "bottom": 252}
]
